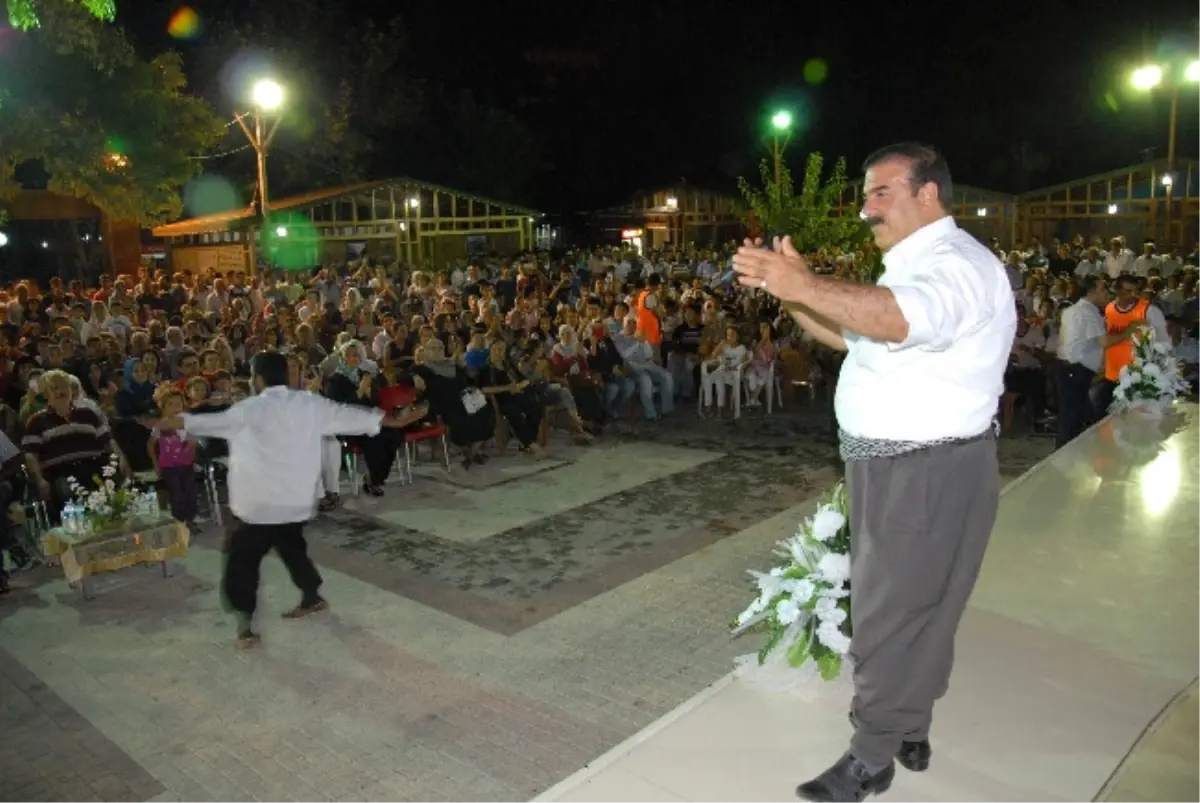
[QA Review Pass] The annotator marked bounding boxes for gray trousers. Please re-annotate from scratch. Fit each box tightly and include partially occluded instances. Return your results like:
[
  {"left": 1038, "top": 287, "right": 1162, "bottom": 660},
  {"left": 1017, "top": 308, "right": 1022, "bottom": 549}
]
[{"left": 846, "top": 433, "right": 999, "bottom": 767}]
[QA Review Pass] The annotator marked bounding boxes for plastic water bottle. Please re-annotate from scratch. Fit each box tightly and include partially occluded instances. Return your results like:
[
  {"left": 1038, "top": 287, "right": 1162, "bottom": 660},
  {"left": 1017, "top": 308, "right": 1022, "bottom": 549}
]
[{"left": 62, "top": 502, "right": 78, "bottom": 534}]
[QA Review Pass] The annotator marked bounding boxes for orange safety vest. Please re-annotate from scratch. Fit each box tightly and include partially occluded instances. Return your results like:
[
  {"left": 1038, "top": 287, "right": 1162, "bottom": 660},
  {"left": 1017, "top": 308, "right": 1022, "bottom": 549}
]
[
  {"left": 1103, "top": 298, "right": 1148, "bottom": 381},
  {"left": 635, "top": 288, "right": 662, "bottom": 345}
]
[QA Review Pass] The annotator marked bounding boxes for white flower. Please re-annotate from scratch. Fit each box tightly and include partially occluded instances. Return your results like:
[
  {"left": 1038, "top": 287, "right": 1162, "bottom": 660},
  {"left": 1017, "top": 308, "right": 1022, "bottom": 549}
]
[
  {"left": 816, "top": 619, "right": 852, "bottom": 655},
  {"left": 782, "top": 578, "right": 816, "bottom": 605},
  {"left": 104, "top": 479, "right": 115, "bottom": 492},
  {"left": 101, "top": 465, "right": 116, "bottom": 478},
  {"left": 818, "top": 605, "right": 847, "bottom": 627},
  {"left": 776, "top": 597, "right": 802, "bottom": 625},
  {"left": 749, "top": 569, "right": 784, "bottom": 599},
  {"left": 816, "top": 553, "right": 851, "bottom": 585},
  {"left": 810, "top": 507, "right": 846, "bottom": 543}
]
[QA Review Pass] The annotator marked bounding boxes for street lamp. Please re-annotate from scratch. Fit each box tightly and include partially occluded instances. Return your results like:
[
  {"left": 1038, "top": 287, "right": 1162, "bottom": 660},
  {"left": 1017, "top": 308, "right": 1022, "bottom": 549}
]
[
  {"left": 0, "top": 232, "right": 7, "bottom": 247},
  {"left": 235, "top": 78, "right": 285, "bottom": 271},
  {"left": 769, "top": 108, "right": 794, "bottom": 218},
  {"left": 1130, "top": 59, "right": 1199, "bottom": 168}
]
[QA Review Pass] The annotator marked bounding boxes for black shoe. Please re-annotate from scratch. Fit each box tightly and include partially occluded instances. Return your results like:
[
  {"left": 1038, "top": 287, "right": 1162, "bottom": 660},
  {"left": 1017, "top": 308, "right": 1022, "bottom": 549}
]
[
  {"left": 362, "top": 482, "right": 384, "bottom": 497},
  {"left": 848, "top": 711, "right": 932, "bottom": 772},
  {"left": 796, "top": 754, "right": 894, "bottom": 802}
]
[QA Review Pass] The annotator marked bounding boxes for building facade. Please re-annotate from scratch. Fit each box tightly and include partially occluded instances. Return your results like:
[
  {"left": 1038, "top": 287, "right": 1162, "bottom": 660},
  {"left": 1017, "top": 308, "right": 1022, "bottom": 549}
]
[
  {"left": 151, "top": 179, "right": 541, "bottom": 276},
  {"left": 590, "top": 186, "right": 744, "bottom": 251}
]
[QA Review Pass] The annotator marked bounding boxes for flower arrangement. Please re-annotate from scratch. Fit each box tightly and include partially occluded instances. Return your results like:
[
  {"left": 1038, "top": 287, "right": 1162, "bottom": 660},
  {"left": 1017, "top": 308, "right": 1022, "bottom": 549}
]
[
  {"left": 66, "top": 453, "right": 133, "bottom": 530},
  {"left": 1110, "top": 330, "right": 1189, "bottom": 415},
  {"left": 732, "top": 482, "right": 852, "bottom": 681}
]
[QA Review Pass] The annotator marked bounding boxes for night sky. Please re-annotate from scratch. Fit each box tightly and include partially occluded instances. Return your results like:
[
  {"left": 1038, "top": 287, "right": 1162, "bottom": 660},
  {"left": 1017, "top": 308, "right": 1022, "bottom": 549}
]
[{"left": 121, "top": 0, "right": 1199, "bottom": 211}]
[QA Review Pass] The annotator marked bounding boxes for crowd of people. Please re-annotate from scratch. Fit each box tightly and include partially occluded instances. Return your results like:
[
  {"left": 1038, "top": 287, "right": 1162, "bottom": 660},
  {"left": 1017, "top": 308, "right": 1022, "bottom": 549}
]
[{"left": 0, "top": 230, "right": 1195, "bottom": 593}]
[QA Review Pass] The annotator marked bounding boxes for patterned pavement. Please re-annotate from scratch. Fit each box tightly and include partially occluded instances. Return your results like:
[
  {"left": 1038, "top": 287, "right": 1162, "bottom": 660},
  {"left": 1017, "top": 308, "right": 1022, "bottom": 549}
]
[{"left": 0, "top": 405, "right": 1055, "bottom": 802}]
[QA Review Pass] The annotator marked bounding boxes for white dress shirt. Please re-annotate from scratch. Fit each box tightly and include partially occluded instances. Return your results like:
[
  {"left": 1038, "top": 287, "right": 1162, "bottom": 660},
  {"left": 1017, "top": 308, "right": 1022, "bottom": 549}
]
[
  {"left": 1057, "top": 298, "right": 1106, "bottom": 372},
  {"left": 1105, "top": 249, "right": 1134, "bottom": 278},
  {"left": 182, "top": 386, "right": 384, "bottom": 524},
  {"left": 836, "top": 216, "right": 1017, "bottom": 441}
]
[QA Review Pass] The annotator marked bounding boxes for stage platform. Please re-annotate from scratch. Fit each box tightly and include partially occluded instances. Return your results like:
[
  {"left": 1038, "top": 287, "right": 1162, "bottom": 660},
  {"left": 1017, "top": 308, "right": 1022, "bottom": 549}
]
[{"left": 538, "top": 406, "right": 1200, "bottom": 803}]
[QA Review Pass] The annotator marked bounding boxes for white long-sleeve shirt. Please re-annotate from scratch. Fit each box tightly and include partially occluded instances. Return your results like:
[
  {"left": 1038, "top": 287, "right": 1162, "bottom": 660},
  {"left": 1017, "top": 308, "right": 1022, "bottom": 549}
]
[
  {"left": 836, "top": 216, "right": 1017, "bottom": 441},
  {"left": 182, "top": 386, "right": 383, "bottom": 524},
  {"left": 1057, "top": 298, "right": 1106, "bottom": 372}
]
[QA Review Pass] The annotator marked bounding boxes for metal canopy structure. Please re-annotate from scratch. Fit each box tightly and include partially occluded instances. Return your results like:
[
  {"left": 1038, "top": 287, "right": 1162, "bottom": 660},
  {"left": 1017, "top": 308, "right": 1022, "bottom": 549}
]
[
  {"left": 152, "top": 178, "right": 541, "bottom": 274},
  {"left": 1015, "top": 158, "right": 1198, "bottom": 247}
]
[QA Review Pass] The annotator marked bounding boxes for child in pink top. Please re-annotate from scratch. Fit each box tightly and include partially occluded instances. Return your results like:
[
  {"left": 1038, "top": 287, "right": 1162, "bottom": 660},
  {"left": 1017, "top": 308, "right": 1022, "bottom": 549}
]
[{"left": 149, "top": 388, "right": 198, "bottom": 529}]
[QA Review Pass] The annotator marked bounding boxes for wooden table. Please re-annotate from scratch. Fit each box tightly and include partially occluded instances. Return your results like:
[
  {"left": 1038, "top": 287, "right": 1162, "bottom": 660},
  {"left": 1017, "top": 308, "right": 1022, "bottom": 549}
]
[{"left": 41, "top": 517, "right": 190, "bottom": 600}]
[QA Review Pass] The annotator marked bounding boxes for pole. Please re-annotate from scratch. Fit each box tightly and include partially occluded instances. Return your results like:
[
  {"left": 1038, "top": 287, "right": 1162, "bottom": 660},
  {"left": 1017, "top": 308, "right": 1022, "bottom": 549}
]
[
  {"left": 254, "top": 112, "right": 270, "bottom": 276},
  {"left": 772, "top": 135, "right": 782, "bottom": 230},
  {"left": 1167, "top": 84, "right": 1178, "bottom": 170}
]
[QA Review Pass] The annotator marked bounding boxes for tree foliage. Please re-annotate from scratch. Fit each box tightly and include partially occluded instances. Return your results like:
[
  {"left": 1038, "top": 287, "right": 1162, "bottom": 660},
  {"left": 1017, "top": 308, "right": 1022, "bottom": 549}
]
[
  {"left": 739, "top": 152, "right": 885, "bottom": 283},
  {"left": 0, "top": 0, "right": 228, "bottom": 223},
  {"left": 738, "top": 152, "right": 864, "bottom": 252},
  {"left": 6, "top": 0, "right": 112, "bottom": 30},
  {"left": 190, "top": 0, "right": 542, "bottom": 205}
]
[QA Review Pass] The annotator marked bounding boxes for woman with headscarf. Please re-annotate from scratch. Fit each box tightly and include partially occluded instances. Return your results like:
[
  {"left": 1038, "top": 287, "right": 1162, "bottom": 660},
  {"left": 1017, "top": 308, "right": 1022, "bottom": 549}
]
[
  {"left": 115, "top": 357, "right": 157, "bottom": 418},
  {"left": 113, "top": 358, "right": 157, "bottom": 471},
  {"left": 476, "top": 340, "right": 546, "bottom": 458},
  {"left": 411, "top": 337, "right": 495, "bottom": 468},
  {"left": 319, "top": 340, "right": 399, "bottom": 497}
]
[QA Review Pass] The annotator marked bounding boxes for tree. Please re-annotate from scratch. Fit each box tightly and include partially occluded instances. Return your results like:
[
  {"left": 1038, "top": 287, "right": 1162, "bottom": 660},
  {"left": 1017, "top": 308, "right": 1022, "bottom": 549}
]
[
  {"left": 6, "top": 0, "right": 112, "bottom": 30},
  {"left": 0, "top": 0, "right": 228, "bottom": 224},
  {"left": 739, "top": 152, "right": 864, "bottom": 252},
  {"left": 739, "top": 152, "right": 883, "bottom": 283},
  {"left": 190, "top": 1, "right": 426, "bottom": 198},
  {"left": 189, "top": 0, "right": 543, "bottom": 205}
]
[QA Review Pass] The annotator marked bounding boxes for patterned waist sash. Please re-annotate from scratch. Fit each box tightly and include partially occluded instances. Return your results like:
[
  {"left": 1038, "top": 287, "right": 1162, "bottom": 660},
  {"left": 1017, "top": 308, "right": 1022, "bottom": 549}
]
[{"left": 838, "top": 421, "right": 998, "bottom": 462}]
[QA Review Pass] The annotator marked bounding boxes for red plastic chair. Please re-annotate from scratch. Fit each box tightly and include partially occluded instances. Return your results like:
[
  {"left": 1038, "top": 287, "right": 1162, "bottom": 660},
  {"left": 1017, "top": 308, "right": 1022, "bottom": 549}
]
[{"left": 401, "top": 423, "right": 450, "bottom": 485}]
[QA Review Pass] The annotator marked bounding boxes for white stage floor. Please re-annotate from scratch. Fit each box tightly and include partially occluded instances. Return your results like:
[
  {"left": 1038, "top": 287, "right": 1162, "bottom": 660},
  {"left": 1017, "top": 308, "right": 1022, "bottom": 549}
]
[{"left": 539, "top": 407, "right": 1200, "bottom": 803}]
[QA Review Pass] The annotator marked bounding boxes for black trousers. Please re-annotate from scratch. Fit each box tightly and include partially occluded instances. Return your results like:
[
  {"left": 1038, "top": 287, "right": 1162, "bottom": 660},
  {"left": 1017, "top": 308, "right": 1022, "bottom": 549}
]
[
  {"left": 222, "top": 520, "right": 323, "bottom": 617},
  {"left": 1056, "top": 362, "right": 1096, "bottom": 448},
  {"left": 345, "top": 431, "right": 399, "bottom": 485},
  {"left": 1090, "top": 379, "right": 1117, "bottom": 421},
  {"left": 498, "top": 391, "right": 543, "bottom": 447}
]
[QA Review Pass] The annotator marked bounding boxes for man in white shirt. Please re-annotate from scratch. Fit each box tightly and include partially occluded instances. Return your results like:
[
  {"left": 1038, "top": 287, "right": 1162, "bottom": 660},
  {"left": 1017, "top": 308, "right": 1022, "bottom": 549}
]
[
  {"left": 146, "top": 352, "right": 426, "bottom": 648},
  {"left": 1131, "top": 241, "right": 1160, "bottom": 278},
  {"left": 1054, "top": 276, "right": 1136, "bottom": 447},
  {"left": 1104, "top": 237, "right": 1134, "bottom": 278},
  {"left": 733, "top": 143, "right": 1015, "bottom": 801},
  {"left": 1074, "top": 247, "right": 1104, "bottom": 279}
]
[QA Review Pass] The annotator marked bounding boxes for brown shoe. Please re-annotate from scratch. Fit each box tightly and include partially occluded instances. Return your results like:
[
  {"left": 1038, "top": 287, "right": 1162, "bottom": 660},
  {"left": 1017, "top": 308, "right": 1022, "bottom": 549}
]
[
  {"left": 235, "top": 632, "right": 261, "bottom": 650},
  {"left": 282, "top": 598, "right": 329, "bottom": 619}
]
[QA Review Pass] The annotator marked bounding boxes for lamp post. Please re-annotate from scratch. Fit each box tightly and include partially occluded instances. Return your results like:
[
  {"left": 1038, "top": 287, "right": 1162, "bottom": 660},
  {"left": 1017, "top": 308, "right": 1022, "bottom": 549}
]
[
  {"left": 1131, "top": 60, "right": 1199, "bottom": 170},
  {"left": 1132, "top": 59, "right": 1198, "bottom": 244},
  {"left": 234, "top": 78, "right": 284, "bottom": 272},
  {"left": 770, "top": 109, "right": 793, "bottom": 218}
]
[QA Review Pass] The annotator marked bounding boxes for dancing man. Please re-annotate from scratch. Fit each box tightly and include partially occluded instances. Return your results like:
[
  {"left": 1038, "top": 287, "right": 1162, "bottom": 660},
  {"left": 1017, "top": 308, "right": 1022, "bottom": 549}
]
[
  {"left": 146, "top": 351, "right": 427, "bottom": 648},
  {"left": 733, "top": 143, "right": 1015, "bottom": 802}
]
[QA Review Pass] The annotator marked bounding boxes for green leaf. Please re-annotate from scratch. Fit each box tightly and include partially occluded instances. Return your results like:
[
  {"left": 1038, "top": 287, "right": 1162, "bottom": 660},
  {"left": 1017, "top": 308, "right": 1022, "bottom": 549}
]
[
  {"left": 817, "top": 651, "right": 842, "bottom": 681},
  {"left": 757, "top": 623, "right": 785, "bottom": 665},
  {"left": 786, "top": 624, "right": 812, "bottom": 668}
]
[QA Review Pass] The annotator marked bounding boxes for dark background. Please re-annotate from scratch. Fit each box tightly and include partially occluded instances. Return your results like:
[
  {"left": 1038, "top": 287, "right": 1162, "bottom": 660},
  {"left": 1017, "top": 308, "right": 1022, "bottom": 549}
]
[{"left": 118, "top": 0, "right": 1199, "bottom": 212}]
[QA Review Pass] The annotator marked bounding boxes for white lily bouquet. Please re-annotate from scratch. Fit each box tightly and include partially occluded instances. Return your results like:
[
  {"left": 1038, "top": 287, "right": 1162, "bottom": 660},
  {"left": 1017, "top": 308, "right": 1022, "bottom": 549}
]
[
  {"left": 1110, "top": 330, "right": 1189, "bottom": 415},
  {"left": 66, "top": 453, "right": 133, "bottom": 530},
  {"left": 732, "top": 483, "right": 852, "bottom": 681}
]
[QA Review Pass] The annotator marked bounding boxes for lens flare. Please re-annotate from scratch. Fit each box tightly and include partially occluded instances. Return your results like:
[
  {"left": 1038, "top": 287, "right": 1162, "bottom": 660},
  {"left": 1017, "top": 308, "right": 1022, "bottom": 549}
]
[
  {"left": 167, "top": 6, "right": 202, "bottom": 40},
  {"left": 803, "top": 58, "right": 829, "bottom": 85}
]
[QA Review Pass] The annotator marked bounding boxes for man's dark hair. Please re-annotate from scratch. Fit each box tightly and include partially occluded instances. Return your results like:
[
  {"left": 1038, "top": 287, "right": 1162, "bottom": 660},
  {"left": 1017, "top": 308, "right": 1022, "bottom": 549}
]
[
  {"left": 1114, "top": 274, "right": 1140, "bottom": 291},
  {"left": 862, "top": 142, "right": 954, "bottom": 211},
  {"left": 251, "top": 351, "right": 289, "bottom": 387},
  {"left": 1076, "top": 274, "right": 1107, "bottom": 300}
]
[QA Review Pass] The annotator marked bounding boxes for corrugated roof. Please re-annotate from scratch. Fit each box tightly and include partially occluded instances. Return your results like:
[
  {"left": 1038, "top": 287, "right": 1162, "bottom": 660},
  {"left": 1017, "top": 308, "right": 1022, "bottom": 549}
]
[{"left": 152, "top": 178, "right": 541, "bottom": 238}]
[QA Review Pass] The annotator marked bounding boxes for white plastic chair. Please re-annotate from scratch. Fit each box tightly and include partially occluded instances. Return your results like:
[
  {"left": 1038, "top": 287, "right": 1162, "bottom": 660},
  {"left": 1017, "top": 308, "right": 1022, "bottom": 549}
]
[
  {"left": 743, "top": 362, "right": 786, "bottom": 414},
  {"left": 698, "top": 362, "right": 743, "bottom": 418}
]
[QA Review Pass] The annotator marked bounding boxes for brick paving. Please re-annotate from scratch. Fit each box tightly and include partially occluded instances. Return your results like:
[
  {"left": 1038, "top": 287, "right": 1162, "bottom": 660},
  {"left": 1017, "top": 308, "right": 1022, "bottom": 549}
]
[{"left": 0, "top": 407, "right": 1055, "bottom": 801}]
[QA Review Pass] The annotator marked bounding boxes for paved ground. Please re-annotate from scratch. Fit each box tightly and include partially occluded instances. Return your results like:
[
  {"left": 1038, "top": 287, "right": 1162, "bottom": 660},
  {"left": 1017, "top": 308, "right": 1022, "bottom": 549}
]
[{"left": 0, "top": 403, "right": 1055, "bottom": 802}]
